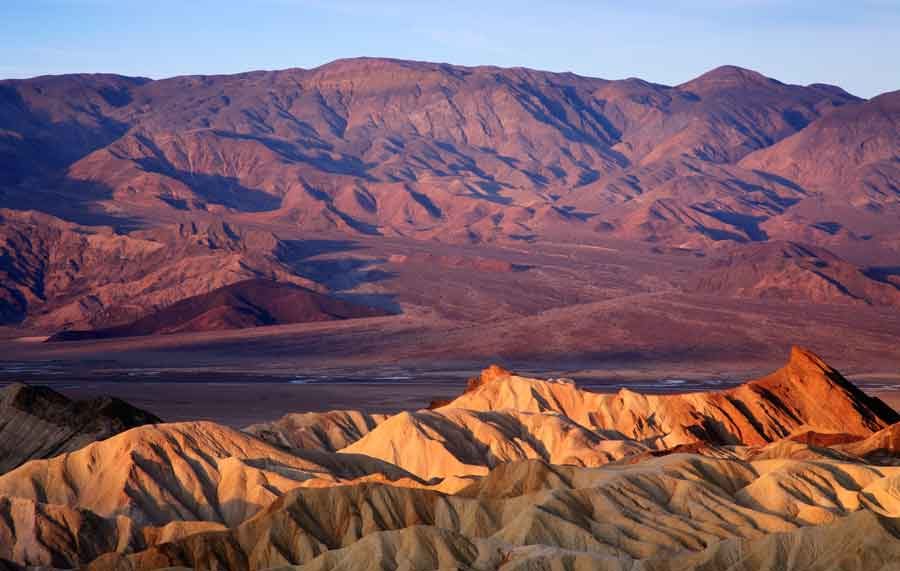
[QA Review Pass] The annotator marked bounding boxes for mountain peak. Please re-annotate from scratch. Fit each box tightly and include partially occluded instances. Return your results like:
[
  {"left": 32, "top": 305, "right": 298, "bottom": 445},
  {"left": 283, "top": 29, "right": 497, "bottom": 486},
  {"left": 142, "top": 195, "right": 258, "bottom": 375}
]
[
  {"left": 756, "top": 345, "right": 843, "bottom": 390},
  {"left": 465, "top": 364, "right": 513, "bottom": 392},
  {"left": 751, "top": 346, "right": 900, "bottom": 431},
  {"left": 479, "top": 364, "right": 513, "bottom": 383},
  {"left": 680, "top": 65, "right": 780, "bottom": 92},
  {"left": 786, "top": 345, "right": 833, "bottom": 374}
]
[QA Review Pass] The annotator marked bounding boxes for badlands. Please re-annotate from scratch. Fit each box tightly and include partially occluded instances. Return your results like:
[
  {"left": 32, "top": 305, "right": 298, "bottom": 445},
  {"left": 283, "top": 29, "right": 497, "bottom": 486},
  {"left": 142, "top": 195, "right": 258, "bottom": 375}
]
[{"left": 0, "top": 347, "right": 898, "bottom": 570}]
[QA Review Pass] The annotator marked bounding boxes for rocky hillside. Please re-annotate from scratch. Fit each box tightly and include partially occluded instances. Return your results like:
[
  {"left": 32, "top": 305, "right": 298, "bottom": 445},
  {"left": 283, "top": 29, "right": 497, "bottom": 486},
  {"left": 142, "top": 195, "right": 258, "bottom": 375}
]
[
  {"left": 0, "top": 382, "right": 159, "bottom": 473},
  {"left": 342, "top": 347, "right": 898, "bottom": 479}
]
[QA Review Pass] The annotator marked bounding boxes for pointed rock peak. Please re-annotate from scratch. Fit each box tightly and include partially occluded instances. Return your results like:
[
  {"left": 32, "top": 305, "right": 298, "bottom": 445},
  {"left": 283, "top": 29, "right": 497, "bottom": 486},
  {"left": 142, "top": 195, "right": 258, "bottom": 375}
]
[
  {"left": 0, "top": 382, "right": 29, "bottom": 398},
  {"left": 754, "top": 346, "right": 900, "bottom": 429},
  {"left": 786, "top": 346, "right": 834, "bottom": 375}
]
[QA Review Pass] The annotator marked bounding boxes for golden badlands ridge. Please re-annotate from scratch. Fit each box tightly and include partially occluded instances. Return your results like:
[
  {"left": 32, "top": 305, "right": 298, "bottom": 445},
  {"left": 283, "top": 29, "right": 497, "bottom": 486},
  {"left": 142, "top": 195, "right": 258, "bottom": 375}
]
[{"left": 0, "top": 347, "right": 899, "bottom": 570}]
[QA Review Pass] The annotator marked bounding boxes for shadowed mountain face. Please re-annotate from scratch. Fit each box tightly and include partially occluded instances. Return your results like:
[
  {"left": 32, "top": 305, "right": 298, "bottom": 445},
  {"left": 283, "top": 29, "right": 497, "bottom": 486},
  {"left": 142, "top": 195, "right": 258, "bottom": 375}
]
[
  {"left": 0, "top": 348, "right": 897, "bottom": 569},
  {"left": 0, "top": 382, "right": 159, "bottom": 474}
]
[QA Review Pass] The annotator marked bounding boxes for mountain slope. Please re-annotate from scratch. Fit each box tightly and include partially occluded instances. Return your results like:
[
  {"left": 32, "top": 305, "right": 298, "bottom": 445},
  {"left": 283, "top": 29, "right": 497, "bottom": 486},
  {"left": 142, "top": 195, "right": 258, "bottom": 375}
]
[
  {"left": 0, "top": 382, "right": 159, "bottom": 474},
  {"left": 0, "top": 59, "right": 868, "bottom": 245},
  {"left": 741, "top": 89, "right": 900, "bottom": 207},
  {"left": 0, "top": 73, "right": 149, "bottom": 186},
  {"left": 86, "top": 453, "right": 900, "bottom": 570},
  {"left": 0, "top": 349, "right": 893, "bottom": 569},
  {"left": 245, "top": 410, "right": 389, "bottom": 452},
  {"left": 0, "top": 210, "right": 320, "bottom": 331},
  {"left": 0, "top": 495, "right": 142, "bottom": 569},
  {"left": 1, "top": 59, "right": 898, "bottom": 334}
]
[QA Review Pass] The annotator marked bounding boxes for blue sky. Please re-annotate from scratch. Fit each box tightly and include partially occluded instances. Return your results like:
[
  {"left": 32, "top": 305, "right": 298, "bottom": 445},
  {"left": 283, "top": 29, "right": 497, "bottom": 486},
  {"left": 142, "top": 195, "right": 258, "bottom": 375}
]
[{"left": 3, "top": 0, "right": 899, "bottom": 97}]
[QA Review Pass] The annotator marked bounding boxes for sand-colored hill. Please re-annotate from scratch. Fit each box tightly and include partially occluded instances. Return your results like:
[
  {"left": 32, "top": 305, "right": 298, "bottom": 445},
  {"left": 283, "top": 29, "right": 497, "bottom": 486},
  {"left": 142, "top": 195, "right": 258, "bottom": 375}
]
[
  {"left": 0, "top": 420, "right": 423, "bottom": 528},
  {"left": 265, "top": 510, "right": 900, "bottom": 571},
  {"left": 0, "top": 495, "right": 235, "bottom": 569},
  {"left": 340, "top": 406, "right": 648, "bottom": 480},
  {"left": 341, "top": 348, "right": 897, "bottom": 479},
  {"left": 245, "top": 410, "right": 389, "bottom": 452},
  {"left": 86, "top": 453, "right": 900, "bottom": 570},
  {"left": 0, "top": 348, "right": 896, "bottom": 570}
]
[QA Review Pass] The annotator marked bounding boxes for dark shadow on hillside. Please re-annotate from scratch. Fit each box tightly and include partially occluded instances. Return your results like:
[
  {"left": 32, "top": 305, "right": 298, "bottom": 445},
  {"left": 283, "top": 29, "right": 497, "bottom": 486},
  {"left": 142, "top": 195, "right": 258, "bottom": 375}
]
[
  {"left": 2, "top": 179, "right": 147, "bottom": 231},
  {"left": 726, "top": 178, "right": 803, "bottom": 209},
  {"left": 212, "top": 131, "right": 378, "bottom": 180},
  {"left": 864, "top": 266, "right": 900, "bottom": 291},
  {"left": 295, "top": 258, "right": 397, "bottom": 291},
  {"left": 749, "top": 170, "right": 810, "bottom": 195},
  {"left": 0, "top": 83, "right": 134, "bottom": 170},
  {"left": 692, "top": 206, "right": 769, "bottom": 242},
  {"left": 811, "top": 221, "right": 843, "bottom": 235},
  {"left": 332, "top": 293, "right": 401, "bottom": 315},
  {"left": 491, "top": 77, "right": 629, "bottom": 166},
  {"left": 405, "top": 185, "right": 443, "bottom": 219},
  {"left": 277, "top": 239, "right": 401, "bottom": 312},
  {"left": 276, "top": 239, "right": 367, "bottom": 261},
  {"left": 465, "top": 181, "right": 512, "bottom": 205},
  {"left": 133, "top": 159, "right": 282, "bottom": 212}
]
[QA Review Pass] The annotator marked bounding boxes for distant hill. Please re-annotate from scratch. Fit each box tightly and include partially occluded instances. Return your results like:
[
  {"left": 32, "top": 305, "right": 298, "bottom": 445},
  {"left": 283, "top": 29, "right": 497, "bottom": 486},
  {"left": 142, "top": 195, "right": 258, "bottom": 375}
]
[
  {"left": 688, "top": 241, "right": 900, "bottom": 306},
  {"left": 48, "top": 279, "right": 390, "bottom": 341}
]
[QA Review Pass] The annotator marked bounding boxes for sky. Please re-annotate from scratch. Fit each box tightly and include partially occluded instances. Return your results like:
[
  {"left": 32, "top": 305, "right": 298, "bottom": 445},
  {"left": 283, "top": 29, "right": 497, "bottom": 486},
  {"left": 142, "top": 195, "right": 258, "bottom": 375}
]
[{"left": 2, "top": 0, "right": 899, "bottom": 98}]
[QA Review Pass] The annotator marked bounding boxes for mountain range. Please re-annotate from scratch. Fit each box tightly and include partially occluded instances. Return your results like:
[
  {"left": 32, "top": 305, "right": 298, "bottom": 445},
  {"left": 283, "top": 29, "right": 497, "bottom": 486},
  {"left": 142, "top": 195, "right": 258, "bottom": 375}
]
[{"left": 1, "top": 58, "right": 899, "bottom": 343}]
